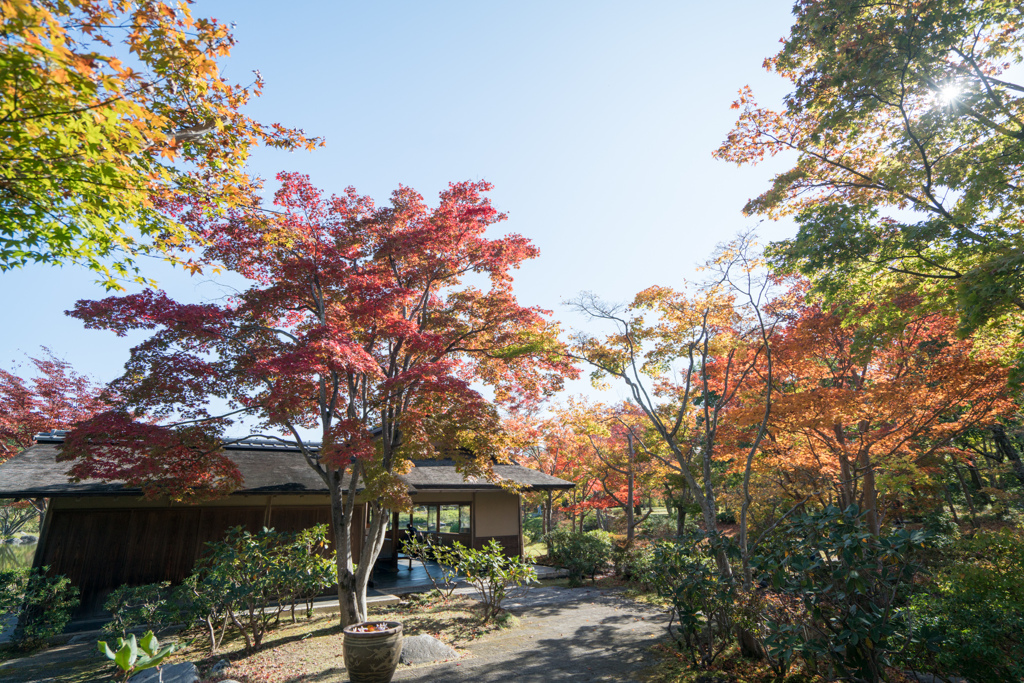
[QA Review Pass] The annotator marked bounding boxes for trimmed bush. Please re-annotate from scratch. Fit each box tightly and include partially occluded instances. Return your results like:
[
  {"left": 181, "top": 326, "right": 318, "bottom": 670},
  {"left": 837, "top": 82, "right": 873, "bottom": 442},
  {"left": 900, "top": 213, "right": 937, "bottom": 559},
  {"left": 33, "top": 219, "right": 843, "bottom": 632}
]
[
  {"left": 0, "top": 567, "right": 79, "bottom": 650},
  {"left": 103, "top": 582, "right": 172, "bottom": 639},
  {"left": 612, "top": 540, "right": 655, "bottom": 588},
  {"left": 458, "top": 539, "right": 536, "bottom": 622},
  {"left": 180, "top": 524, "right": 336, "bottom": 653},
  {"left": 544, "top": 529, "right": 613, "bottom": 586}
]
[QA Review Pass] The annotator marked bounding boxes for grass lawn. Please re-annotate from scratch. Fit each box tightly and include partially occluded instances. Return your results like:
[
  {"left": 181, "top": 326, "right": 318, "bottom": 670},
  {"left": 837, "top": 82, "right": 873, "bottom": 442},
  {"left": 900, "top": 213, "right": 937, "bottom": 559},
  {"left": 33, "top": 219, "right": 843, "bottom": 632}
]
[
  {"left": 523, "top": 540, "right": 546, "bottom": 559},
  {"left": 0, "top": 593, "right": 514, "bottom": 683}
]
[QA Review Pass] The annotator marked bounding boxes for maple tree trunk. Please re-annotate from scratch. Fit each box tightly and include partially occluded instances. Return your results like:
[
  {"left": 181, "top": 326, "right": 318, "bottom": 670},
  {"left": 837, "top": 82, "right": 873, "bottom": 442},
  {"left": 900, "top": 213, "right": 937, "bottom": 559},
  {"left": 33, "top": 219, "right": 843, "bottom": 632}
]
[
  {"left": 837, "top": 451, "right": 856, "bottom": 510},
  {"left": 943, "top": 486, "right": 961, "bottom": 525},
  {"left": 330, "top": 482, "right": 362, "bottom": 626},
  {"left": 625, "top": 433, "right": 635, "bottom": 545},
  {"left": 858, "top": 449, "right": 880, "bottom": 536},
  {"left": 952, "top": 464, "right": 979, "bottom": 529},
  {"left": 991, "top": 424, "right": 1024, "bottom": 487}
]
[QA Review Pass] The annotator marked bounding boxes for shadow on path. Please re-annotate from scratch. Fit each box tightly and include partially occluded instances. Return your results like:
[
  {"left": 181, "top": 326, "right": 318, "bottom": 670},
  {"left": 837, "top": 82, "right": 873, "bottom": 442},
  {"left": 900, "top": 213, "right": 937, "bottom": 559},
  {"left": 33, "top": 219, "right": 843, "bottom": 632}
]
[{"left": 393, "top": 586, "right": 667, "bottom": 682}]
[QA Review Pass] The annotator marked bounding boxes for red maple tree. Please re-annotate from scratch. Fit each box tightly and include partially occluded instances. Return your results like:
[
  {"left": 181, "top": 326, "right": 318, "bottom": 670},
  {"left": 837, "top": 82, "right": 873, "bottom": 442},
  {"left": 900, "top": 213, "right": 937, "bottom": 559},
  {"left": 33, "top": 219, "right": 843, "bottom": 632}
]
[
  {"left": 64, "top": 173, "right": 574, "bottom": 625},
  {"left": 0, "top": 348, "right": 109, "bottom": 461}
]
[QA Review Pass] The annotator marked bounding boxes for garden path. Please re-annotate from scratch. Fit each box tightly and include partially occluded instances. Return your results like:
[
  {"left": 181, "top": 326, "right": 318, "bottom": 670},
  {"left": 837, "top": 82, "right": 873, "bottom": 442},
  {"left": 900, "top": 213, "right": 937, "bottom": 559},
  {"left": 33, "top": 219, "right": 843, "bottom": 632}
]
[{"left": 394, "top": 586, "right": 668, "bottom": 682}]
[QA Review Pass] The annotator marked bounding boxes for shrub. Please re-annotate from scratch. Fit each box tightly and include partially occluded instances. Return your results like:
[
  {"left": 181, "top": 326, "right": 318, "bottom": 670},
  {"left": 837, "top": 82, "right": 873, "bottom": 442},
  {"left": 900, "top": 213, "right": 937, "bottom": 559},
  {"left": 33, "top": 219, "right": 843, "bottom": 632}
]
[
  {"left": 184, "top": 525, "right": 336, "bottom": 653},
  {"left": 637, "top": 513, "right": 679, "bottom": 540},
  {"left": 0, "top": 568, "right": 27, "bottom": 638},
  {"left": 285, "top": 525, "right": 336, "bottom": 620},
  {"left": 173, "top": 573, "right": 232, "bottom": 653},
  {"left": 401, "top": 535, "right": 463, "bottom": 598},
  {"left": 904, "top": 529, "right": 1024, "bottom": 683},
  {"left": 0, "top": 567, "right": 80, "bottom": 650},
  {"left": 612, "top": 540, "right": 655, "bottom": 588},
  {"left": 649, "top": 533, "right": 738, "bottom": 668},
  {"left": 458, "top": 539, "right": 536, "bottom": 622},
  {"left": 921, "top": 508, "right": 961, "bottom": 548},
  {"left": 715, "top": 509, "right": 736, "bottom": 524},
  {"left": 544, "top": 529, "right": 612, "bottom": 586},
  {"left": 200, "top": 526, "right": 294, "bottom": 651},
  {"left": 102, "top": 582, "right": 172, "bottom": 639},
  {"left": 522, "top": 514, "right": 544, "bottom": 545},
  {"left": 754, "top": 505, "right": 929, "bottom": 683}
]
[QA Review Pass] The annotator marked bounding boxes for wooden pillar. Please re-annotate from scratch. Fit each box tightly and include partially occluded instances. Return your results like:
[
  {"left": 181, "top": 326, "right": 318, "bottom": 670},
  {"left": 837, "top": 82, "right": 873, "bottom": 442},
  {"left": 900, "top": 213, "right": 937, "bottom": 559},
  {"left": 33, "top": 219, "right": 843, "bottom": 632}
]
[
  {"left": 517, "top": 493, "right": 524, "bottom": 558},
  {"left": 471, "top": 492, "right": 478, "bottom": 550}
]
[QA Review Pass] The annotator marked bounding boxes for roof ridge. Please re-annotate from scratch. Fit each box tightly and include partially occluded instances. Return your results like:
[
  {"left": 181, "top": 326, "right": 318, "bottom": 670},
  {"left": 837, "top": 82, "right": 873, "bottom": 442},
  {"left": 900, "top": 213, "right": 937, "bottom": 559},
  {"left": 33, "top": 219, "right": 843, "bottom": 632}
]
[{"left": 33, "top": 432, "right": 321, "bottom": 452}]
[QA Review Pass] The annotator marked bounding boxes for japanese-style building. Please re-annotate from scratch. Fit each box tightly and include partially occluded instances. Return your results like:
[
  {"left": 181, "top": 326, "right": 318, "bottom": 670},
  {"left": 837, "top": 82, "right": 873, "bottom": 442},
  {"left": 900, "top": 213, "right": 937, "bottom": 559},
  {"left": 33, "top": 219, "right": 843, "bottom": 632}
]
[{"left": 0, "top": 433, "right": 573, "bottom": 616}]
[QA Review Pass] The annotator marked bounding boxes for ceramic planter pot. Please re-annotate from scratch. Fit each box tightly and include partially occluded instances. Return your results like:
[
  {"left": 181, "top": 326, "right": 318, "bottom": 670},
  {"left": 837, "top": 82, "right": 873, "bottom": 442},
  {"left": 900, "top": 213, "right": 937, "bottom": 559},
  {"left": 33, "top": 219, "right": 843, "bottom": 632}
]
[{"left": 342, "top": 621, "right": 403, "bottom": 683}]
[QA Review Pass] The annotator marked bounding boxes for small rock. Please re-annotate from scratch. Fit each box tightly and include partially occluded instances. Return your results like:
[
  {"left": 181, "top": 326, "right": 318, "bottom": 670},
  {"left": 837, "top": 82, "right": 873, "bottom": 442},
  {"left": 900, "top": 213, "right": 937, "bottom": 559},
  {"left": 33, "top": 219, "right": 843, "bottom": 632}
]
[
  {"left": 208, "top": 658, "right": 231, "bottom": 675},
  {"left": 18, "top": 535, "right": 36, "bottom": 544},
  {"left": 128, "top": 661, "right": 199, "bottom": 683},
  {"left": 399, "top": 634, "right": 459, "bottom": 665}
]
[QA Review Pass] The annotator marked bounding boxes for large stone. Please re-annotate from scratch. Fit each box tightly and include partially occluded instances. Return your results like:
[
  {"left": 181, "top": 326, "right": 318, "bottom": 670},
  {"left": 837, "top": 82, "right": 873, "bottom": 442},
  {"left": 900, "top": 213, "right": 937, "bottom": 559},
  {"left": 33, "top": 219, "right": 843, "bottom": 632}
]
[
  {"left": 208, "top": 659, "right": 231, "bottom": 676},
  {"left": 128, "top": 662, "right": 200, "bottom": 683},
  {"left": 399, "top": 634, "right": 459, "bottom": 665}
]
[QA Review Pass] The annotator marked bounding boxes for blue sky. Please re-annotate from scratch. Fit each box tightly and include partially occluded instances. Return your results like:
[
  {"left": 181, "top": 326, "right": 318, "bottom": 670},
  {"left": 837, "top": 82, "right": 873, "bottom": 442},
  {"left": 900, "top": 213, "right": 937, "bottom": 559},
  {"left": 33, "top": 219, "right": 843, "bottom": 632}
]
[{"left": 1, "top": 1, "right": 801, "bottom": 407}]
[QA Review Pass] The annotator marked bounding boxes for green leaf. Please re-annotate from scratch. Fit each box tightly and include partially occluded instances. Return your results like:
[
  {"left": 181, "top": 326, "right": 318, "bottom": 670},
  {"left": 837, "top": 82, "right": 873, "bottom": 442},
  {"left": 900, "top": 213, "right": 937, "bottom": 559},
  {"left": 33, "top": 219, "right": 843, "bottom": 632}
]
[
  {"left": 138, "top": 630, "right": 159, "bottom": 656},
  {"left": 114, "top": 639, "right": 135, "bottom": 671}
]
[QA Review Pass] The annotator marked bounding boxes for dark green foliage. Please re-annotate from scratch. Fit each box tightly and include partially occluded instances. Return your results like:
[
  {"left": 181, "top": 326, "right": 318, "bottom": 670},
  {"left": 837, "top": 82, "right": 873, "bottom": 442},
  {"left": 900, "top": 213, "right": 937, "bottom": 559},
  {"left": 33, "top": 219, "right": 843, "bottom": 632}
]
[
  {"left": 754, "top": 505, "right": 929, "bottom": 683},
  {"left": 715, "top": 509, "right": 737, "bottom": 525},
  {"left": 638, "top": 513, "right": 682, "bottom": 539},
  {"left": 905, "top": 529, "right": 1024, "bottom": 683},
  {"left": 921, "top": 509, "right": 961, "bottom": 548},
  {"left": 457, "top": 539, "right": 536, "bottom": 622},
  {"left": 400, "top": 535, "right": 463, "bottom": 598},
  {"left": 102, "top": 582, "right": 173, "bottom": 639},
  {"left": 283, "top": 525, "right": 336, "bottom": 620},
  {"left": 544, "top": 529, "right": 613, "bottom": 586},
  {"left": 180, "top": 524, "right": 336, "bottom": 653},
  {"left": 0, "top": 567, "right": 79, "bottom": 650},
  {"left": 648, "top": 533, "right": 738, "bottom": 668},
  {"left": 522, "top": 514, "right": 544, "bottom": 545},
  {"left": 612, "top": 540, "right": 655, "bottom": 589}
]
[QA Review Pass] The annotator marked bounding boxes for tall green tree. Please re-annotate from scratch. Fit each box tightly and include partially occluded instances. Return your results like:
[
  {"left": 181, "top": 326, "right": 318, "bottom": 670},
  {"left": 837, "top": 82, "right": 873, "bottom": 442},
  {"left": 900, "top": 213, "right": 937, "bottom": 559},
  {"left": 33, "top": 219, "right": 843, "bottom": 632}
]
[
  {"left": 0, "top": 0, "right": 320, "bottom": 287},
  {"left": 716, "top": 0, "right": 1024, "bottom": 339}
]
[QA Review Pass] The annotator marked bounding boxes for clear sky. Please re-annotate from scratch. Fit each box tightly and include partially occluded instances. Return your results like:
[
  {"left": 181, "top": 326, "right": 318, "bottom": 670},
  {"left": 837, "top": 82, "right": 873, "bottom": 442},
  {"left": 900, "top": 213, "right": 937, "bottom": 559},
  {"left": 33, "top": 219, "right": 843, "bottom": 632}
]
[{"left": 1, "top": 1, "right": 802, "bottom": 409}]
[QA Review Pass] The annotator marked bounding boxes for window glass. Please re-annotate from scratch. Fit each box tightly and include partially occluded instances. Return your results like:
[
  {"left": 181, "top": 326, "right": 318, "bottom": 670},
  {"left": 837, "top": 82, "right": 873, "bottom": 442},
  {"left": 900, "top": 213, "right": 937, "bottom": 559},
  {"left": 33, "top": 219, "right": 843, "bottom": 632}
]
[
  {"left": 439, "top": 504, "right": 460, "bottom": 533},
  {"left": 460, "top": 504, "right": 471, "bottom": 534},
  {"left": 427, "top": 505, "right": 439, "bottom": 534},
  {"left": 410, "top": 506, "right": 429, "bottom": 532}
]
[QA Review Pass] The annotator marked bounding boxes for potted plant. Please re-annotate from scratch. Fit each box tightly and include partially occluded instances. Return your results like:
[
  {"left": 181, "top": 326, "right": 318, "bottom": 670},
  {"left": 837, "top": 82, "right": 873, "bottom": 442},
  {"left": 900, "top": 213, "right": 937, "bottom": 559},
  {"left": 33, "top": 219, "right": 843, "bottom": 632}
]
[{"left": 342, "top": 620, "right": 403, "bottom": 683}]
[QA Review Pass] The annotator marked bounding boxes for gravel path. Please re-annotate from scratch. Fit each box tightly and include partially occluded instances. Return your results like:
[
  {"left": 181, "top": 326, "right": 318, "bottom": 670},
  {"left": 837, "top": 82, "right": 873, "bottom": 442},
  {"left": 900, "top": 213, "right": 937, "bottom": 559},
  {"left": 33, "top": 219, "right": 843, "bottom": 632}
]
[{"left": 393, "top": 586, "right": 669, "bottom": 682}]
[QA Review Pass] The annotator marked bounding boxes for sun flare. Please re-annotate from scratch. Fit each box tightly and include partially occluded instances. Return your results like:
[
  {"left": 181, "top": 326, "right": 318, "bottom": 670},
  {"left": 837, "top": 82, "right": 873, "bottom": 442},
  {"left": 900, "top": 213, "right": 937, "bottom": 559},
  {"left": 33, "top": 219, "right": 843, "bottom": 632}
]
[{"left": 937, "top": 83, "right": 961, "bottom": 106}]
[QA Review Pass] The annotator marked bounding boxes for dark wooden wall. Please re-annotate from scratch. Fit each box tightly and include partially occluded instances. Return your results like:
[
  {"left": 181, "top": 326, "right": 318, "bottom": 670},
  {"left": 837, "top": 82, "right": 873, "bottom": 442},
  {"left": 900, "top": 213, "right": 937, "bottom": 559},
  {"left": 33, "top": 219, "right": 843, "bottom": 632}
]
[{"left": 36, "top": 504, "right": 333, "bottom": 617}]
